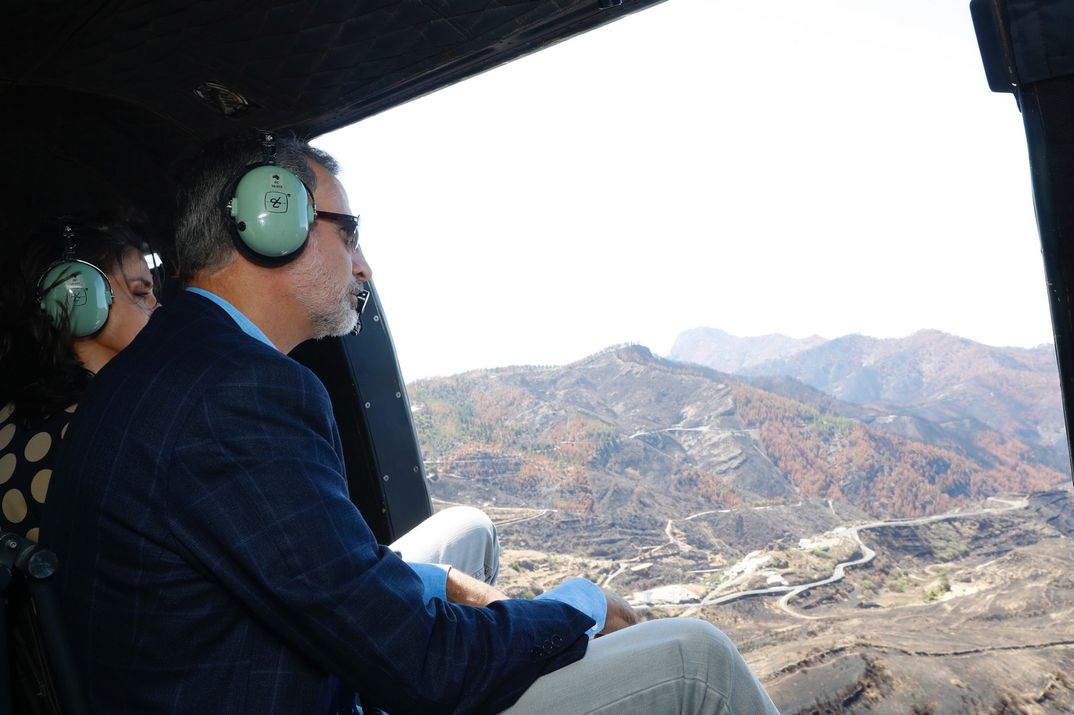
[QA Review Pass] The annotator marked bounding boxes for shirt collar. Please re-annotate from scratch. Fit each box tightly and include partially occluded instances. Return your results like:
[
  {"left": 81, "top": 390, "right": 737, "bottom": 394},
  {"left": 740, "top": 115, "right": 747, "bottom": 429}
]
[{"left": 185, "top": 287, "right": 276, "bottom": 350}]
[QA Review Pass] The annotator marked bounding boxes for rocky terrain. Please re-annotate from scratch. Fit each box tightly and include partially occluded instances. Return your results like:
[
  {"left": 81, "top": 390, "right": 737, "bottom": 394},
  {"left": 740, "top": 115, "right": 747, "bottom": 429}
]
[
  {"left": 464, "top": 491, "right": 1074, "bottom": 714},
  {"left": 410, "top": 335, "right": 1074, "bottom": 713}
]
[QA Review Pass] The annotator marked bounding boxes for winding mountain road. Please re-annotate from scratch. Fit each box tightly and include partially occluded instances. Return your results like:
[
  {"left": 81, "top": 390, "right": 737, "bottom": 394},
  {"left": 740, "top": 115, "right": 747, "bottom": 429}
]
[{"left": 635, "top": 495, "right": 1029, "bottom": 616}]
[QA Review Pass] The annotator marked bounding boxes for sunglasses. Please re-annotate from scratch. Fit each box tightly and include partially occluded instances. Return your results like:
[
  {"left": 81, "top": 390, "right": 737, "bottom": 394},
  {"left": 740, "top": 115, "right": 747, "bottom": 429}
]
[{"left": 315, "top": 210, "right": 361, "bottom": 253}]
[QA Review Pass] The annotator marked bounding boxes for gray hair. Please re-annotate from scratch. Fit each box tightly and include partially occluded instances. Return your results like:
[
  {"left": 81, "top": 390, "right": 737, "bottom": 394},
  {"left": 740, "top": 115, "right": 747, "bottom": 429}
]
[{"left": 174, "top": 131, "right": 339, "bottom": 282}]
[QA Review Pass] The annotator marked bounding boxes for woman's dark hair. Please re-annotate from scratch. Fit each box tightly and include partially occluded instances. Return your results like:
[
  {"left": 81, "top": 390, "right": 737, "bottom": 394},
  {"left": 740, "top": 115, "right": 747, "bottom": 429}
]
[{"left": 0, "top": 216, "right": 156, "bottom": 427}]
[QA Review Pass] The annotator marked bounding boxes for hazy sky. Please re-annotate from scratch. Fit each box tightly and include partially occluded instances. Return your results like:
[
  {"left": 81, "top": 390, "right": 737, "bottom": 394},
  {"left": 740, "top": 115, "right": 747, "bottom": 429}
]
[{"left": 317, "top": 0, "right": 1051, "bottom": 381}]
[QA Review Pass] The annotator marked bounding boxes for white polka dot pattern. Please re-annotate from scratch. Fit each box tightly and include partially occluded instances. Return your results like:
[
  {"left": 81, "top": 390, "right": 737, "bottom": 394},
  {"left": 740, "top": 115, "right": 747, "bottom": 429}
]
[
  {"left": 24, "top": 431, "right": 52, "bottom": 463},
  {"left": 0, "top": 403, "right": 70, "bottom": 537},
  {"left": 31, "top": 469, "right": 51, "bottom": 504},
  {"left": 2, "top": 489, "right": 27, "bottom": 524},
  {"left": 0, "top": 453, "right": 15, "bottom": 485},
  {"left": 0, "top": 423, "right": 15, "bottom": 451}
]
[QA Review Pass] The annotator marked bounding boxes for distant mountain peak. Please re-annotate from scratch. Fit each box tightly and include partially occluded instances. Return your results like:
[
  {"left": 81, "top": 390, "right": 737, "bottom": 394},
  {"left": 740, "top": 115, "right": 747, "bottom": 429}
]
[
  {"left": 669, "top": 327, "right": 827, "bottom": 374},
  {"left": 604, "top": 342, "right": 656, "bottom": 361},
  {"left": 665, "top": 325, "right": 1066, "bottom": 475}
]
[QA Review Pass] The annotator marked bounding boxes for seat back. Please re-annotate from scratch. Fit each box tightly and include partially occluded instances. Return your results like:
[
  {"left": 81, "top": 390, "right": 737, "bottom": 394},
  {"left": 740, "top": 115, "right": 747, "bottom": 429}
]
[
  {"left": 1, "top": 534, "right": 88, "bottom": 715},
  {"left": 6, "top": 572, "right": 63, "bottom": 715}
]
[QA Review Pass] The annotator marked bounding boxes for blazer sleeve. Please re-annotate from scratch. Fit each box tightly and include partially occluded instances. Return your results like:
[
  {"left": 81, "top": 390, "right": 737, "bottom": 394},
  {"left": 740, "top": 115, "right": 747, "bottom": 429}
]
[{"left": 164, "top": 353, "right": 593, "bottom": 715}]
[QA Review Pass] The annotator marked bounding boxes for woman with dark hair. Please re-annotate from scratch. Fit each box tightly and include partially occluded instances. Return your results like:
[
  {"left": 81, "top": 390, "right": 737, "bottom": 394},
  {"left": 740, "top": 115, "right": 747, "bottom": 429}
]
[{"left": 0, "top": 218, "right": 161, "bottom": 540}]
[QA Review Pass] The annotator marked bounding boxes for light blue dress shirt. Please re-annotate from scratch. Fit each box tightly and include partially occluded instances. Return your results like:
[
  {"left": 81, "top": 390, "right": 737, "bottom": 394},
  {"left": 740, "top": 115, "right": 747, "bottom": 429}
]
[
  {"left": 536, "top": 578, "right": 607, "bottom": 636},
  {"left": 185, "top": 288, "right": 607, "bottom": 633}
]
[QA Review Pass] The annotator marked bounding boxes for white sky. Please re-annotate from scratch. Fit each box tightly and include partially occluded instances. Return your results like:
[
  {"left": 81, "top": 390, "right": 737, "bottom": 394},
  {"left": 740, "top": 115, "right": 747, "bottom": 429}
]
[{"left": 316, "top": 0, "right": 1051, "bottom": 381}]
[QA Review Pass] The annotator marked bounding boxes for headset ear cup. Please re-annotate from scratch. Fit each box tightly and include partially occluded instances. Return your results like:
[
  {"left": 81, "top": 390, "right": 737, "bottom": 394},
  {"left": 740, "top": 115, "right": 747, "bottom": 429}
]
[
  {"left": 228, "top": 165, "right": 314, "bottom": 260},
  {"left": 38, "top": 260, "right": 113, "bottom": 337}
]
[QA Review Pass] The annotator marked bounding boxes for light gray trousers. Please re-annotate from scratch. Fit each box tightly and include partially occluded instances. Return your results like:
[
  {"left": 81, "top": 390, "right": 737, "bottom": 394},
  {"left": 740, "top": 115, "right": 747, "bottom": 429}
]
[
  {"left": 390, "top": 505, "right": 500, "bottom": 584},
  {"left": 391, "top": 507, "right": 779, "bottom": 714},
  {"left": 502, "top": 617, "right": 780, "bottom": 715}
]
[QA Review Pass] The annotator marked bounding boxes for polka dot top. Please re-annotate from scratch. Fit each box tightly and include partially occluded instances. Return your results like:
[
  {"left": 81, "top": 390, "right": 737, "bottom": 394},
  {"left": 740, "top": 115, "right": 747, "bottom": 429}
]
[{"left": 0, "top": 401, "right": 75, "bottom": 542}]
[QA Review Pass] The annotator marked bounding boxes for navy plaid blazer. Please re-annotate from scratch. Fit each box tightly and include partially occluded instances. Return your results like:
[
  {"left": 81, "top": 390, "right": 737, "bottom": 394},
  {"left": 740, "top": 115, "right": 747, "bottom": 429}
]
[{"left": 41, "top": 291, "right": 593, "bottom": 714}]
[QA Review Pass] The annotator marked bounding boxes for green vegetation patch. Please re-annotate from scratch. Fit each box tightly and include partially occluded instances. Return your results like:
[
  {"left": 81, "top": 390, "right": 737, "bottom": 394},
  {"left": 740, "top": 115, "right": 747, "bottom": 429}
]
[
  {"left": 814, "top": 413, "right": 855, "bottom": 441},
  {"left": 923, "top": 572, "right": 951, "bottom": 602},
  {"left": 922, "top": 522, "right": 969, "bottom": 561}
]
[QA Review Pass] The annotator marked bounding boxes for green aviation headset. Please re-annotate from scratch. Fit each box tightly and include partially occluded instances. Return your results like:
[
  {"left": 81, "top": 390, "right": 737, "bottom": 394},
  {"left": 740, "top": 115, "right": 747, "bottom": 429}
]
[
  {"left": 226, "top": 133, "right": 316, "bottom": 264},
  {"left": 224, "top": 132, "right": 373, "bottom": 333},
  {"left": 37, "top": 225, "right": 114, "bottom": 337}
]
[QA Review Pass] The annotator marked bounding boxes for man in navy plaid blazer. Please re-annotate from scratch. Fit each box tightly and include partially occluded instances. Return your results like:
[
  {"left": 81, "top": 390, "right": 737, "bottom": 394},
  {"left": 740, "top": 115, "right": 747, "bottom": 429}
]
[{"left": 42, "top": 133, "right": 780, "bottom": 714}]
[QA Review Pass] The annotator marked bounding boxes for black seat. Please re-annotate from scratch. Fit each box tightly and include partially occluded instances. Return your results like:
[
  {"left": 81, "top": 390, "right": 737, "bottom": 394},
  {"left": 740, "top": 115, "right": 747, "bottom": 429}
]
[{"left": 1, "top": 532, "right": 88, "bottom": 715}]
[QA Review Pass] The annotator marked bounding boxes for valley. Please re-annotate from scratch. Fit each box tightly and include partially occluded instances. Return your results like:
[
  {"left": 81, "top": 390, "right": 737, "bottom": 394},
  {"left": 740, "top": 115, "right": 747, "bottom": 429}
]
[
  {"left": 466, "top": 490, "right": 1074, "bottom": 714},
  {"left": 411, "top": 330, "right": 1074, "bottom": 713}
]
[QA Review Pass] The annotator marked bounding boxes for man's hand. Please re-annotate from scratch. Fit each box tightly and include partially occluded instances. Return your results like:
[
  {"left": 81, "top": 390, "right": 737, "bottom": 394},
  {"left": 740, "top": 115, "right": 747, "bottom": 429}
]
[
  {"left": 445, "top": 568, "right": 508, "bottom": 607},
  {"left": 598, "top": 588, "right": 639, "bottom": 636}
]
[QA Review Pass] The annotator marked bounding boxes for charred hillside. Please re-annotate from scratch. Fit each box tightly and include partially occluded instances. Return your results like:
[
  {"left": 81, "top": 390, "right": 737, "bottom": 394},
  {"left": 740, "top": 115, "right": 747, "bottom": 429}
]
[
  {"left": 409, "top": 345, "right": 1068, "bottom": 522},
  {"left": 672, "top": 328, "right": 1070, "bottom": 474}
]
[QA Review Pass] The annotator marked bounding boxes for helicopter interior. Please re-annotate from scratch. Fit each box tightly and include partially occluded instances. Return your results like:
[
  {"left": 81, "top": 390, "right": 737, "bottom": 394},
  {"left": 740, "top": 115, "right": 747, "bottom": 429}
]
[{"left": 3, "top": 0, "right": 1074, "bottom": 712}]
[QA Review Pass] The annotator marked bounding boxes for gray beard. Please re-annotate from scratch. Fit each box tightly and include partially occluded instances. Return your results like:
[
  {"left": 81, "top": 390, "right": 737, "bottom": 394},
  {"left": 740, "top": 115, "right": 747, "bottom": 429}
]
[
  {"left": 292, "top": 247, "right": 360, "bottom": 339},
  {"left": 310, "top": 299, "right": 359, "bottom": 339}
]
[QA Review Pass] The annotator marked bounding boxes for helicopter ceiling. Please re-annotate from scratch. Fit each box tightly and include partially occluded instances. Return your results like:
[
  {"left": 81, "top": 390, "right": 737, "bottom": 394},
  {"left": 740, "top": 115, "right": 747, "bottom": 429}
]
[{"left": 1, "top": 0, "right": 663, "bottom": 259}]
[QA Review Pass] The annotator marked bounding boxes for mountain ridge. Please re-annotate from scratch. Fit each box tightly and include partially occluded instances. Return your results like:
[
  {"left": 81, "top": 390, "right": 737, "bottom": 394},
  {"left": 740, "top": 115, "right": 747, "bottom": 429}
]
[
  {"left": 669, "top": 327, "right": 1068, "bottom": 473},
  {"left": 410, "top": 342, "right": 1068, "bottom": 530}
]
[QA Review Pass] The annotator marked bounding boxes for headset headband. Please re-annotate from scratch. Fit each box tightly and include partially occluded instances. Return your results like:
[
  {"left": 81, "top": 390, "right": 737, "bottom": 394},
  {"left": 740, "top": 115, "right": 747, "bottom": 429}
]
[
  {"left": 61, "top": 223, "right": 76, "bottom": 260},
  {"left": 262, "top": 132, "right": 277, "bottom": 164}
]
